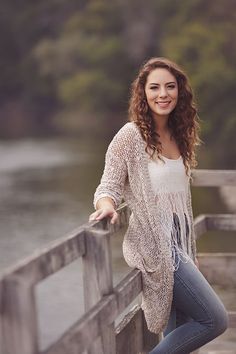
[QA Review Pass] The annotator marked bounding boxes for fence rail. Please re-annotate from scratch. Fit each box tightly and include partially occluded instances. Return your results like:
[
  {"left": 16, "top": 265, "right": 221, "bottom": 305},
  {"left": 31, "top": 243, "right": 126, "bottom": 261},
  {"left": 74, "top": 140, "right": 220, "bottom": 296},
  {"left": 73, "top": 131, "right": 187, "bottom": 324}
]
[{"left": 0, "top": 169, "right": 236, "bottom": 354}]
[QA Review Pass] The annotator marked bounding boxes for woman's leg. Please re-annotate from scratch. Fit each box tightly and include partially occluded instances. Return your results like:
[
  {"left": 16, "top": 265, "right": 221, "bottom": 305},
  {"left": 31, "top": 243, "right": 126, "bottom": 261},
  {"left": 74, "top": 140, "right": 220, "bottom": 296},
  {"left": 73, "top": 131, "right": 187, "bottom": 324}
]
[
  {"left": 163, "top": 305, "right": 192, "bottom": 337},
  {"left": 149, "top": 258, "right": 229, "bottom": 354},
  {"left": 163, "top": 304, "right": 177, "bottom": 336},
  {"left": 163, "top": 305, "right": 193, "bottom": 354}
]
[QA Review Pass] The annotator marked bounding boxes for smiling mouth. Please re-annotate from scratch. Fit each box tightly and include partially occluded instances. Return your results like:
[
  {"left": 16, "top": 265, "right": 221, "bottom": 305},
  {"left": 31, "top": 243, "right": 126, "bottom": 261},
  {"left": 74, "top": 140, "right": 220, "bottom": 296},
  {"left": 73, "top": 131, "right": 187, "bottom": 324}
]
[{"left": 156, "top": 101, "right": 171, "bottom": 108}]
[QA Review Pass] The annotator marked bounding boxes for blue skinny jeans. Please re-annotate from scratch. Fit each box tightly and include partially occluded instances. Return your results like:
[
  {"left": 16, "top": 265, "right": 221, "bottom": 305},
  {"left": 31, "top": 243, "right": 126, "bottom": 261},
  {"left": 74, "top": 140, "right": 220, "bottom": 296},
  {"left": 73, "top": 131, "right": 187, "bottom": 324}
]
[{"left": 149, "top": 253, "right": 229, "bottom": 354}]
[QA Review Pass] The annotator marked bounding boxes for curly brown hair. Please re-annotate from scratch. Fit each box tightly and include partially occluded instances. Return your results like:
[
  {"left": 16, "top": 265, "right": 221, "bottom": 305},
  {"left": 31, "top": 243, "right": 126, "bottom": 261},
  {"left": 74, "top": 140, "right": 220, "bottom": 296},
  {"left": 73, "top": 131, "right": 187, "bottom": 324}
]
[{"left": 128, "top": 57, "right": 201, "bottom": 176}]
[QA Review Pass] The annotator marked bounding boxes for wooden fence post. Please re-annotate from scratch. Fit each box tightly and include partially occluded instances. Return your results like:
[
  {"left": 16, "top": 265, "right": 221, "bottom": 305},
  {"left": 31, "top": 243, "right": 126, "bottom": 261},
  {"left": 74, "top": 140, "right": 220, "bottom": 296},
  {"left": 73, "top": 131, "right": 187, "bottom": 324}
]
[
  {"left": 0, "top": 279, "right": 5, "bottom": 354},
  {"left": 83, "top": 227, "right": 116, "bottom": 354},
  {"left": 142, "top": 311, "right": 161, "bottom": 353},
  {"left": 2, "top": 274, "right": 38, "bottom": 354}
]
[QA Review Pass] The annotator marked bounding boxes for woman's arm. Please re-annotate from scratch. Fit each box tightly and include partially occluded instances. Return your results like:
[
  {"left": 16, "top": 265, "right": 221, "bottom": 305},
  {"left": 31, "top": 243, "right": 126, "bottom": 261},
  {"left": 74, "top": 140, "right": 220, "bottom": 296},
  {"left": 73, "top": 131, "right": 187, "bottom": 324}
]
[{"left": 90, "top": 124, "right": 134, "bottom": 224}]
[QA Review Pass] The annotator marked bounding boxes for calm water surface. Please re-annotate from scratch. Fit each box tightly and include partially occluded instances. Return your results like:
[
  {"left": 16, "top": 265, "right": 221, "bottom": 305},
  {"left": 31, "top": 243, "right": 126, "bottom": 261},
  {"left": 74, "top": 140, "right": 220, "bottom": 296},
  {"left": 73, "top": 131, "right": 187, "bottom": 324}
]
[{"left": 0, "top": 137, "right": 235, "bottom": 350}]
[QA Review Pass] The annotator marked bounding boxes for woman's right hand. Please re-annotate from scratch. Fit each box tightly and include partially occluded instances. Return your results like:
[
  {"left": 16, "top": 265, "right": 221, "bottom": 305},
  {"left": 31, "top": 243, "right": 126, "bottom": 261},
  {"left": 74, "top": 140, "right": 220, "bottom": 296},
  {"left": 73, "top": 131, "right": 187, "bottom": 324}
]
[
  {"left": 89, "top": 197, "right": 119, "bottom": 224},
  {"left": 89, "top": 207, "right": 118, "bottom": 224}
]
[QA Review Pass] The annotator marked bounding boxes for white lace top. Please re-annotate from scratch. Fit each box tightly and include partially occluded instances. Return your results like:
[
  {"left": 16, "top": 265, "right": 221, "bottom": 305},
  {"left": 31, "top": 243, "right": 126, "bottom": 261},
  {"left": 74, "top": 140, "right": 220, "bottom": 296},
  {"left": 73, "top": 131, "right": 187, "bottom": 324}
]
[{"left": 148, "top": 155, "right": 194, "bottom": 270}]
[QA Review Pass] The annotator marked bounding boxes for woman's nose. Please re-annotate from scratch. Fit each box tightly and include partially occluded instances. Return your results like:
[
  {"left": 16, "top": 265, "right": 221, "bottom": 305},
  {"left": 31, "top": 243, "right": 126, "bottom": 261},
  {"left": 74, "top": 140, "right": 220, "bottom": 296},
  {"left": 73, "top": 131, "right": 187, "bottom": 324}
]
[{"left": 159, "top": 86, "right": 168, "bottom": 98}]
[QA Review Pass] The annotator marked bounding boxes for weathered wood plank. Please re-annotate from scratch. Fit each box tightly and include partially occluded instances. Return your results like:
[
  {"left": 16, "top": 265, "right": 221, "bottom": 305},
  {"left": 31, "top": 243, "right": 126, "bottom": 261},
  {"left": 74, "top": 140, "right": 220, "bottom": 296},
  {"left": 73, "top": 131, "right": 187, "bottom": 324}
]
[
  {"left": 2, "top": 275, "right": 38, "bottom": 354},
  {"left": 194, "top": 215, "right": 207, "bottom": 238},
  {"left": 205, "top": 214, "right": 236, "bottom": 232},
  {"left": 194, "top": 214, "right": 236, "bottom": 238},
  {"left": 204, "top": 351, "right": 236, "bottom": 354},
  {"left": 198, "top": 253, "right": 236, "bottom": 287},
  {"left": 115, "top": 305, "right": 160, "bottom": 354},
  {"left": 0, "top": 227, "right": 85, "bottom": 286},
  {"left": 116, "top": 305, "right": 143, "bottom": 354},
  {"left": 228, "top": 311, "right": 236, "bottom": 328},
  {"left": 192, "top": 170, "right": 236, "bottom": 186},
  {"left": 83, "top": 229, "right": 113, "bottom": 306},
  {"left": 114, "top": 268, "right": 142, "bottom": 314},
  {"left": 83, "top": 227, "right": 116, "bottom": 354}
]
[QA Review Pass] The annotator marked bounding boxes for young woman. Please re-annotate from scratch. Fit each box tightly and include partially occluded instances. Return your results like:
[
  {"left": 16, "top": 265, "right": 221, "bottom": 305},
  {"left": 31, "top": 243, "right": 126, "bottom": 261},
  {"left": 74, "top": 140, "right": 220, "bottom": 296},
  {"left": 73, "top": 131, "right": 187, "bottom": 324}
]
[{"left": 89, "top": 57, "right": 228, "bottom": 353}]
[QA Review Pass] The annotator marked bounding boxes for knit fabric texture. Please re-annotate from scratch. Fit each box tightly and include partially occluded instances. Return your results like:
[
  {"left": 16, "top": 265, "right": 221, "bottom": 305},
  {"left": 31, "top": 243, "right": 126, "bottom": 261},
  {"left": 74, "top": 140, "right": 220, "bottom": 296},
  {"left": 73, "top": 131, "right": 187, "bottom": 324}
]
[{"left": 93, "top": 122, "right": 197, "bottom": 333}]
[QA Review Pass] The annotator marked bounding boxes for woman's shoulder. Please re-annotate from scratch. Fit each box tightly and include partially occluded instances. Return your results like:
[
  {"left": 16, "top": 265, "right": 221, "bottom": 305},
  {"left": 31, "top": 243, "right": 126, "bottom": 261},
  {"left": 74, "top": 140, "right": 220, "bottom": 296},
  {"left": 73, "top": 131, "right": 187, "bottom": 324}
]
[
  {"left": 106, "top": 121, "right": 142, "bottom": 158},
  {"left": 113, "top": 121, "right": 140, "bottom": 142}
]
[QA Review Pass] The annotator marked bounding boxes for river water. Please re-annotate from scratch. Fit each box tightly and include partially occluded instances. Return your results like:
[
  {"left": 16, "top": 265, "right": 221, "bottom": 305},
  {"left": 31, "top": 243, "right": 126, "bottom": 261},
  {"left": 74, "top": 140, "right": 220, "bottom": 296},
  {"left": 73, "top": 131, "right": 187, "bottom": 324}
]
[
  {"left": 0, "top": 137, "right": 235, "bottom": 350},
  {"left": 0, "top": 137, "right": 101, "bottom": 269}
]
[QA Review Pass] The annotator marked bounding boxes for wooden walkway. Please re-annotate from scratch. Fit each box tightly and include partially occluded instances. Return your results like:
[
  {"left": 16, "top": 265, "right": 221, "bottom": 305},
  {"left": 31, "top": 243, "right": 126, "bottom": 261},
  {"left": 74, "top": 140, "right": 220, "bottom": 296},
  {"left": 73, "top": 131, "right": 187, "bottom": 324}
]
[{"left": 0, "top": 169, "right": 236, "bottom": 354}]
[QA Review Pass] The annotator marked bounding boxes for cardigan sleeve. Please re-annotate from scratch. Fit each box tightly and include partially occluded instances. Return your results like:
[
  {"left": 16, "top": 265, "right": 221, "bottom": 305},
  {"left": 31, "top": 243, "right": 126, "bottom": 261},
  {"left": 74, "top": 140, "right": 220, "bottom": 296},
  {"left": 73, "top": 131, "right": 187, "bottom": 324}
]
[
  {"left": 93, "top": 124, "right": 134, "bottom": 209},
  {"left": 186, "top": 180, "right": 197, "bottom": 260}
]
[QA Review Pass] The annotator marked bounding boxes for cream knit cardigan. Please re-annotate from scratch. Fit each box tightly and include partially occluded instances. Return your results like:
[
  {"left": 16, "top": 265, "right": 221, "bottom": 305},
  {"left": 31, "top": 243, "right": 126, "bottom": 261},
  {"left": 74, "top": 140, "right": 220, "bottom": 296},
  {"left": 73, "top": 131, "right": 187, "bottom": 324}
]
[{"left": 94, "top": 122, "right": 197, "bottom": 333}]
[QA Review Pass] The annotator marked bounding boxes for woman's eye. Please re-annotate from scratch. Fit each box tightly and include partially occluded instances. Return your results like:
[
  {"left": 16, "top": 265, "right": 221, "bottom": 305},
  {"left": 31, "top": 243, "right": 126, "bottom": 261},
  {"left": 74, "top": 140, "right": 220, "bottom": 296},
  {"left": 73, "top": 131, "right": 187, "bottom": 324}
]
[
  {"left": 167, "top": 85, "right": 176, "bottom": 89},
  {"left": 150, "top": 86, "right": 158, "bottom": 90}
]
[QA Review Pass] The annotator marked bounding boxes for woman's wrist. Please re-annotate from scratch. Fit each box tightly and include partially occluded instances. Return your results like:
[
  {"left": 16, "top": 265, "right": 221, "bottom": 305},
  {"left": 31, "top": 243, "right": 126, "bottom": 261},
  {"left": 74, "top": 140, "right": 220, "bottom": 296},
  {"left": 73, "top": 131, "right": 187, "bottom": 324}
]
[{"left": 96, "top": 197, "right": 115, "bottom": 210}]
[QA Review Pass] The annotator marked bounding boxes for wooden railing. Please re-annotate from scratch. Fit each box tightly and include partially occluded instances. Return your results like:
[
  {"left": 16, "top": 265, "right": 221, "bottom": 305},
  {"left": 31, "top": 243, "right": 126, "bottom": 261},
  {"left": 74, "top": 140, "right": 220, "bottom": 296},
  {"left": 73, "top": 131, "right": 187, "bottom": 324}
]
[{"left": 0, "top": 169, "right": 236, "bottom": 354}]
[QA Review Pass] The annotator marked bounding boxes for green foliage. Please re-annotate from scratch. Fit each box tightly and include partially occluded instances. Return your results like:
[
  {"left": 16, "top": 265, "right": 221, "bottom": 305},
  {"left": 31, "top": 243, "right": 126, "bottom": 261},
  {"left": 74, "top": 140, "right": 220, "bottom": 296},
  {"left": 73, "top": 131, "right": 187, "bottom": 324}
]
[
  {"left": 58, "top": 69, "right": 124, "bottom": 111},
  {"left": 33, "top": 0, "right": 126, "bottom": 112},
  {"left": 161, "top": 6, "right": 236, "bottom": 167}
]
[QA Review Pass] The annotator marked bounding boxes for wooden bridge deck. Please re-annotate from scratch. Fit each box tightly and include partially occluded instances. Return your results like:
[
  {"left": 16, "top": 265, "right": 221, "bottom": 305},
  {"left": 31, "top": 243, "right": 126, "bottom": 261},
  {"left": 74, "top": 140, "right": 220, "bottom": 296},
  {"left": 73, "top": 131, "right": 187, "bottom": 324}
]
[
  {"left": 0, "top": 169, "right": 236, "bottom": 354},
  {"left": 199, "top": 331, "right": 236, "bottom": 354}
]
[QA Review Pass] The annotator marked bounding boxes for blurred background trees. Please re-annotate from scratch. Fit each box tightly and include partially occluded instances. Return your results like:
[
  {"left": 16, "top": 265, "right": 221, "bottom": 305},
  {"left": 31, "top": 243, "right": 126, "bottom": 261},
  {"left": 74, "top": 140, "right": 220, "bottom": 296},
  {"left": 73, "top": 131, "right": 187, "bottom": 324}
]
[{"left": 0, "top": 0, "right": 235, "bottom": 167}]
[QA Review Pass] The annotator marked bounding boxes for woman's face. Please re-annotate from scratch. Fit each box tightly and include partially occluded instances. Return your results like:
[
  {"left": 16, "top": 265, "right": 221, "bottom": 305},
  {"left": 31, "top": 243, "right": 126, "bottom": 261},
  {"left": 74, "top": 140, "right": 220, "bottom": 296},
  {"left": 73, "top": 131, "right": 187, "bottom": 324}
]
[{"left": 144, "top": 68, "right": 178, "bottom": 119}]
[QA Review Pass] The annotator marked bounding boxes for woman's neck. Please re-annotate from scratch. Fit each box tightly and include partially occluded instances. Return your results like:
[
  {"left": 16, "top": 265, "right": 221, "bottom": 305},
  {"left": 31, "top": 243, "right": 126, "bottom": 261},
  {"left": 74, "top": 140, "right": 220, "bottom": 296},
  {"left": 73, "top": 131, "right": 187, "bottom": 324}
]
[{"left": 153, "top": 115, "right": 169, "bottom": 135}]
